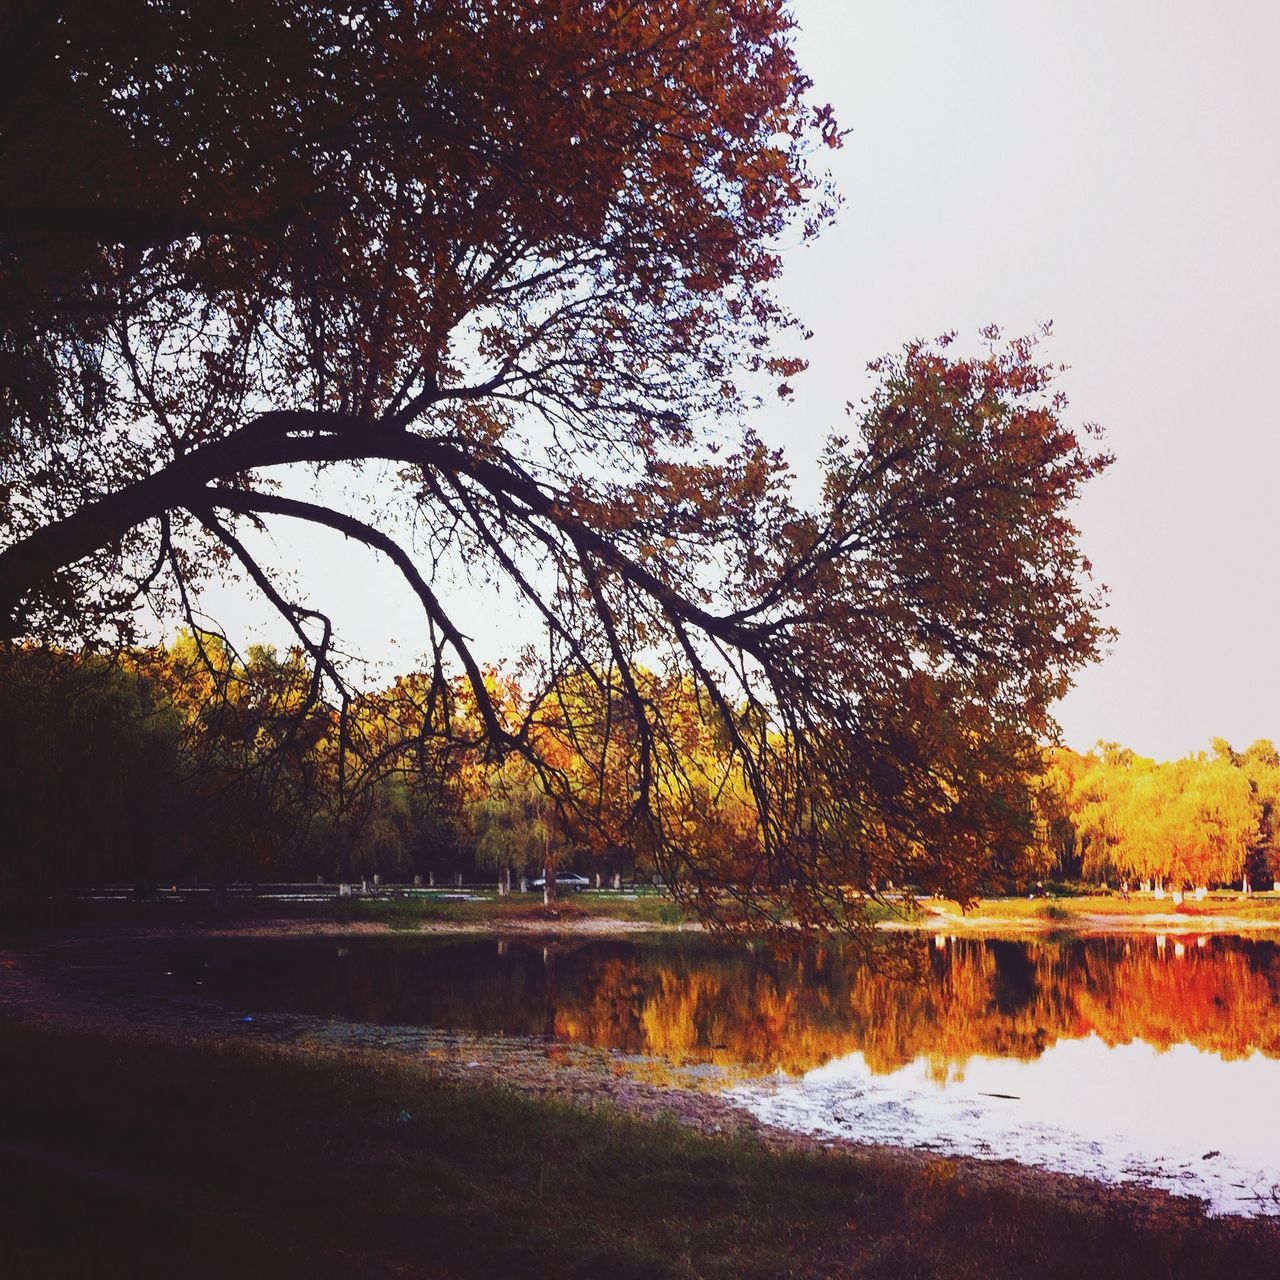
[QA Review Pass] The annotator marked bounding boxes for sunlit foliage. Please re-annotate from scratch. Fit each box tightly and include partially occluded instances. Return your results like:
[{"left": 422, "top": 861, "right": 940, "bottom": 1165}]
[
  {"left": 0, "top": 3, "right": 1110, "bottom": 932},
  {"left": 1039, "top": 741, "right": 1278, "bottom": 890}
]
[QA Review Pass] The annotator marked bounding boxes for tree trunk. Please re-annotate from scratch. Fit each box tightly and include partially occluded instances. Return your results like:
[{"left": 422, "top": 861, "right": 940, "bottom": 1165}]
[{"left": 542, "top": 821, "right": 556, "bottom": 907}]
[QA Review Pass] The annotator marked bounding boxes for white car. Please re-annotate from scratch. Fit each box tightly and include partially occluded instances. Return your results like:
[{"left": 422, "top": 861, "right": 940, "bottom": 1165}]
[{"left": 529, "top": 872, "right": 591, "bottom": 892}]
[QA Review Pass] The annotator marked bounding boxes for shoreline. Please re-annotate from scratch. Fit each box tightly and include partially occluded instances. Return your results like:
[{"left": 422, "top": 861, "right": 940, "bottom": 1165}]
[
  {"left": 0, "top": 951, "right": 1260, "bottom": 1234},
  {"left": 16, "top": 900, "right": 1280, "bottom": 950},
  {"left": 907, "top": 908, "right": 1280, "bottom": 936},
  {"left": 4, "top": 913, "right": 1280, "bottom": 1231}
]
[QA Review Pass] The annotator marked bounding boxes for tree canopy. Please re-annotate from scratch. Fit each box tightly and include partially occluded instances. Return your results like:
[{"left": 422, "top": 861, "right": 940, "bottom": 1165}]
[
  {"left": 0, "top": 1, "right": 1111, "bottom": 933},
  {"left": 1037, "top": 740, "right": 1280, "bottom": 892}
]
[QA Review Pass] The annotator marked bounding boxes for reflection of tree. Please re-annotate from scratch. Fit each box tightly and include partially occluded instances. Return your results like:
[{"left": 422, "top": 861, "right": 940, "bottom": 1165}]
[
  {"left": 200, "top": 936, "right": 1280, "bottom": 1081},
  {"left": 1074, "top": 940, "right": 1280, "bottom": 1061},
  {"left": 541, "top": 945, "right": 558, "bottom": 1042},
  {"left": 988, "top": 940, "right": 1039, "bottom": 1016}
]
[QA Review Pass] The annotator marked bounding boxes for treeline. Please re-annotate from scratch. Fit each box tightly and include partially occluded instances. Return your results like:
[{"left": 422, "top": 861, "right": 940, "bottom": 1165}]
[
  {"left": 3, "top": 640, "right": 1277, "bottom": 899},
  {"left": 0, "top": 639, "right": 462, "bottom": 896},
  {"left": 1032, "top": 741, "right": 1280, "bottom": 893},
  {"left": 0, "top": 638, "right": 709, "bottom": 896}
]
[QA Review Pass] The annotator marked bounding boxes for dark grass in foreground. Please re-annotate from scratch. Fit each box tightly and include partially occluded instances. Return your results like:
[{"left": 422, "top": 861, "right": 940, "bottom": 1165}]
[{"left": 2, "top": 1024, "right": 1278, "bottom": 1280}]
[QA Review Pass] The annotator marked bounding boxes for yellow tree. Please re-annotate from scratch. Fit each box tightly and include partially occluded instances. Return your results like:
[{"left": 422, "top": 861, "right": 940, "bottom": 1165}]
[
  {"left": 468, "top": 754, "right": 555, "bottom": 899},
  {"left": 1179, "top": 756, "right": 1254, "bottom": 890}
]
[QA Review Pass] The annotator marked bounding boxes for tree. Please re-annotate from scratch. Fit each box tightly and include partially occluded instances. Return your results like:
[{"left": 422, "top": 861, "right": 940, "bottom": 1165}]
[
  {"left": 1028, "top": 747, "right": 1088, "bottom": 882},
  {"left": 0, "top": 2, "right": 1110, "bottom": 935},
  {"left": 469, "top": 756, "right": 557, "bottom": 902},
  {"left": 1236, "top": 740, "right": 1280, "bottom": 891},
  {"left": 0, "top": 645, "right": 185, "bottom": 898},
  {"left": 1061, "top": 742, "right": 1261, "bottom": 893},
  {"left": 124, "top": 633, "right": 337, "bottom": 889}
]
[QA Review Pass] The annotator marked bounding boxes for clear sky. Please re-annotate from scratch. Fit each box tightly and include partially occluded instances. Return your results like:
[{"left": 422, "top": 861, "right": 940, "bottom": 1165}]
[
  {"left": 202, "top": 0, "right": 1280, "bottom": 762},
  {"left": 757, "top": 0, "right": 1280, "bottom": 759}
]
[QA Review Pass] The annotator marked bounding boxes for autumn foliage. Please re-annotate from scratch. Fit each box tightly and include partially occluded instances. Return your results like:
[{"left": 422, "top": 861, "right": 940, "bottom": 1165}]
[
  {"left": 0, "top": 2, "right": 1111, "bottom": 930},
  {"left": 1034, "top": 740, "right": 1280, "bottom": 892}
]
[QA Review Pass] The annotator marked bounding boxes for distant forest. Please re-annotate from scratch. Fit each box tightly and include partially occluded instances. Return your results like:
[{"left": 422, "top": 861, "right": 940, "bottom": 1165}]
[{"left": 2, "top": 640, "right": 1275, "bottom": 898}]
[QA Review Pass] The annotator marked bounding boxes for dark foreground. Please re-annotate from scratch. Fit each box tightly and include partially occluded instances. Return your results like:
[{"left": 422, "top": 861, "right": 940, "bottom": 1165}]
[{"left": 3, "top": 1022, "right": 1279, "bottom": 1279}]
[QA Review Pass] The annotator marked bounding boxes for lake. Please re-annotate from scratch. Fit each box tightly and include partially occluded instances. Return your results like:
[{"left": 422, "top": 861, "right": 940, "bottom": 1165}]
[{"left": 69, "top": 930, "right": 1280, "bottom": 1214}]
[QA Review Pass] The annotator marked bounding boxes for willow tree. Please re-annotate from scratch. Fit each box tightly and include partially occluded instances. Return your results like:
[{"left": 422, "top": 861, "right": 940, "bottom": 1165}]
[
  {"left": 469, "top": 756, "right": 557, "bottom": 903},
  {"left": 0, "top": 1, "right": 1110, "bottom": 935}
]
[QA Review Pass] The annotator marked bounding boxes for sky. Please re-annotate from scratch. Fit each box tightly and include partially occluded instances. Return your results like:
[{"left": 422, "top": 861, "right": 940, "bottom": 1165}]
[
  {"left": 754, "top": 0, "right": 1280, "bottom": 759},
  {"left": 204, "top": 0, "right": 1280, "bottom": 762}
]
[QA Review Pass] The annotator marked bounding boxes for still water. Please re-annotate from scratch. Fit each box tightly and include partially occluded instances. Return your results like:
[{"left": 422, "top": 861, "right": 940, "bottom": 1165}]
[{"left": 110, "top": 931, "right": 1280, "bottom": 1214}]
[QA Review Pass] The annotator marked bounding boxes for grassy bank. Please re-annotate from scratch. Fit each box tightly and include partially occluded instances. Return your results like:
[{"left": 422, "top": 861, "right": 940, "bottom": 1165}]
[
  {"left": 12, "top": 886, "right": 1280, "bottom": 945},
  {"left": 2, "top": 1021, "right": 1278, "bottom": 1279},
  {"left": 1, "top": 886, "right": 693, "bottom": 938},
  {"left": 336, "top": 892, "right": 914, "bottom": 932},
  {"left": 334, "top": 889, "right": 689, "bottom": 930},
  {"left": 925, "top": 891, "right": 1280, "bottom": 930}
]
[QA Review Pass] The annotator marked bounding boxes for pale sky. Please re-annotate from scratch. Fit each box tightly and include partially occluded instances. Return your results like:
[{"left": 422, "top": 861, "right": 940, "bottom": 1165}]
[
  {"left": 202, "top": 1, "right": 1280, "bottom": 762},
  {"left": 759, "top": 0, "right": 1280, "bottom": 759}
]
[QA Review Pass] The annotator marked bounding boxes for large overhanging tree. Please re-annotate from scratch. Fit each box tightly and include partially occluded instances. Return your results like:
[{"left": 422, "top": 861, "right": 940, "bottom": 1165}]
[{"left": 0, "top": 0, "right": 1110, "bottom": 934}]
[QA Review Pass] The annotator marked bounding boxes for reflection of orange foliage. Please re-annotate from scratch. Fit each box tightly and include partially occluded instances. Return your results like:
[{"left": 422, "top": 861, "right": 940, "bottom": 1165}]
[
  {"left": 245, "top": 935, "right": 1280, "bottom": 1083},
  {"left": 1074, "top": 941, "right": 1280, "bottom": 1060},
  {"left": 551, "top": 937, "right": 1280, "bottom": 1079}
]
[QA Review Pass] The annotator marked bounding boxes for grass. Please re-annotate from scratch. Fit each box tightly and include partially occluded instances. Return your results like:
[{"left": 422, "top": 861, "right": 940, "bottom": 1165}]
[
  {"left": 329, "top": 888, "right": 691, "bottom": 929},
  {"left": 927, "top": 891, "right": 1280, "bottom": 925},
  {"left": 2, "top": 1020, "right": 1278, "bottom": 1279},
  {"left": 2, "top": 886, "right": 694, "bottom": 938},
  {"left": 1035, "top": 902, "right": 1076, "bottom": 924},
  {"left": 326, "top": 889, "right": 923, "bottom": 937}
]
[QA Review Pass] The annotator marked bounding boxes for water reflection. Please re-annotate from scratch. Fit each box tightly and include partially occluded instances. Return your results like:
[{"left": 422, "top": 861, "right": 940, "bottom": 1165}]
[{"left": 163, "top": 932, "right": 1280, "bottom": 1079}]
